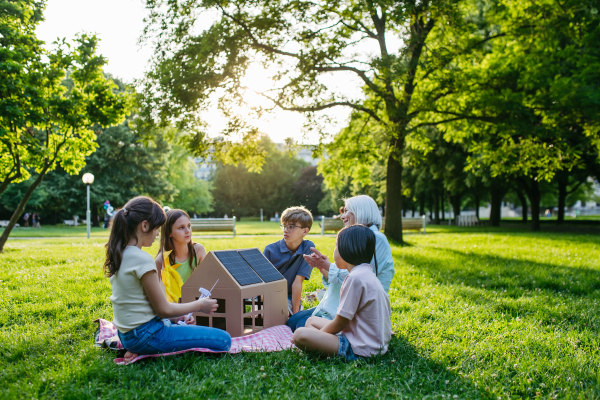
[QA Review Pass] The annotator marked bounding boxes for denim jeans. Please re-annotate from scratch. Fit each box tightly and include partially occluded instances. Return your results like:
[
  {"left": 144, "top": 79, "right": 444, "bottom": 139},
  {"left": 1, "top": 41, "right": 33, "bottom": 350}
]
[
  {"left": 338, "top": 333, "right": 362, "bottom": 361},
  {"left": 118, "top": 317, "right": 231, "bottom": 355},
  {"left": 286, "top": 307, "right": 316, "bottom": 332}
]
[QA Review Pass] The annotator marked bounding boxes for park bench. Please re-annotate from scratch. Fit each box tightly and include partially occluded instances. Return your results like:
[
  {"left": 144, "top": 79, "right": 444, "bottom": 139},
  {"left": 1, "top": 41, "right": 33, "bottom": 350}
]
[
  {"left": 0, "top": 220, "right": 19, "bottom": 228},
  {"left": 382, "top": 216, "right": 427, "bottom": 233},
  {"left": 320, "top": 215, "right": 428, "bottom": 235},
  {"left": 63, "top": 220, "right": 78, "bottom": 226},
  {"left": 455, "top": 215, "right": 479, "bottom": 226},
  {"left": 319, "top": 217, "right": 345, "bottom": 235},
  {"left": 190, "top": 217, "right": 236, "bottom": 237}
]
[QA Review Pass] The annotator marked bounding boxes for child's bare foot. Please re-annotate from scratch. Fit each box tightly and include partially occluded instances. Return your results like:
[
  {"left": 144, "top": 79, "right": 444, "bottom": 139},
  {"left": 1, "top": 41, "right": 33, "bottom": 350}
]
[{"left": 123, "top": 351, "right": 138, "bottom": 362}]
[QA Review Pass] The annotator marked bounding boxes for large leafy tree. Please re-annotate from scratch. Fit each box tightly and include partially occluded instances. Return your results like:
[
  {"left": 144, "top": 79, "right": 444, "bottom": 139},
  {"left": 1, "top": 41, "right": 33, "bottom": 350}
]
[
  {"left": 0, "top": 31, "right": 131, "bottom": 251},
  {"left": 415, "top": 0, "right": 600, "bottom": 231},
  {"left": 0, "top": 0, "right": 44, "bottom": 195},
  {"left": 140, "top": 0, "right": 516, "bottom": 243}
]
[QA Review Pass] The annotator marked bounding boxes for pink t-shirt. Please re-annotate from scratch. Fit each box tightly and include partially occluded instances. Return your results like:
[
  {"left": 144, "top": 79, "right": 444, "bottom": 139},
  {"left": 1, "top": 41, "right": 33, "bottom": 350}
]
[{"left": 337, "top": 263, "right": 392, "bottom": 357}]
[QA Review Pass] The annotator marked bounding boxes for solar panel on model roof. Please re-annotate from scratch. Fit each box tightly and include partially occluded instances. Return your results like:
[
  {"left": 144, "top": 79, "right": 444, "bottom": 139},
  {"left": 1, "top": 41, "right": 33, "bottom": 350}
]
[
  {"left": 238, "top": 249, "right": 285, "bottom": 283},
  {"left": 214, "top": 251, "right": 263, "bottom": 286}
]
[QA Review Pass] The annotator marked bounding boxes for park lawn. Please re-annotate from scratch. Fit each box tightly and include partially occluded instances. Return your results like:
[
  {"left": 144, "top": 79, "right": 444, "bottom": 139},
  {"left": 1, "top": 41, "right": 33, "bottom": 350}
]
[
  {"left": 0, "top": 231, "right": 599, "bottom": 399},
  {"left": 2, "top": 221, "right": 340, "bottom": 238}
]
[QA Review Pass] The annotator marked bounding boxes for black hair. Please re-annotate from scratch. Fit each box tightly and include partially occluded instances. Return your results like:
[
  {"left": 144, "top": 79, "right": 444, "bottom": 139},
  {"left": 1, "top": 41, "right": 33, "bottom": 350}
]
[
  {"left": 159, "top": 209, "right": 198, "bottom": 270},
  {"left": 336, "top": 224, "right": 376, "bottom": 266},
  {"left": 104, "top": 196, "right": 166, "bottom": 277}
]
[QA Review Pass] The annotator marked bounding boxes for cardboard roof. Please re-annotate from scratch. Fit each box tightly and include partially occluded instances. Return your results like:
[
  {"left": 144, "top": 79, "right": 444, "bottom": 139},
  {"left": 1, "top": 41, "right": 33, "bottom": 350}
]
[{"left": 182, "top": 248, "right": 285, "bottom": 290}]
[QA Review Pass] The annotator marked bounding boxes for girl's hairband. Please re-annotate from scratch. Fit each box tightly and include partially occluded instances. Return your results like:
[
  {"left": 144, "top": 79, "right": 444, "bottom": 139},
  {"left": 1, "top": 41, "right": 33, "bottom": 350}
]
[{"left": 122, "top": 208, "right": 128, "bottom": 215}]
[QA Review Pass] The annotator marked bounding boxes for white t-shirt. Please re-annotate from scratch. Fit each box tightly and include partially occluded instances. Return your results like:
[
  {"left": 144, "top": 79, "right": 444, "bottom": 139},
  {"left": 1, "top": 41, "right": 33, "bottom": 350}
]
[
  {"left": 110, "top": 246, "right": 158, "bottom": 332},
  {"left": 337, "top": 263, "right": 392, "bottom": 357}
]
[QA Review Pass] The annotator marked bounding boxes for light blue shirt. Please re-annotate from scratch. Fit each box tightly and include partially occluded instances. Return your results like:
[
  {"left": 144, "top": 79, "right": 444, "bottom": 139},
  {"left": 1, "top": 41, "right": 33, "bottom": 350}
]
[{"left": 312, "top": 225, "right": 395, "bottom": 320}]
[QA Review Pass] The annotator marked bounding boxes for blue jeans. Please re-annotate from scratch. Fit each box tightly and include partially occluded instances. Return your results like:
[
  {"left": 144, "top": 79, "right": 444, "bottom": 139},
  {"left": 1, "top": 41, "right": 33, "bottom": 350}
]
[
  {"left": 286, "top": 307, "right": 316, "bottom": 332},
  {"left": 338, "top": 334, "right": 362, "bottom": 361},
  {"left": 118, "top": 317, "right": 231, "bottom": 355}
]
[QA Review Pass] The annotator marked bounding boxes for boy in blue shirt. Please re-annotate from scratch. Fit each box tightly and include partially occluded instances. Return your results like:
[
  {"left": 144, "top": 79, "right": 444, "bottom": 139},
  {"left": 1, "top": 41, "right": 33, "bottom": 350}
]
[{"left": 263, "top": 206, "right": 315, "bottom": 315}]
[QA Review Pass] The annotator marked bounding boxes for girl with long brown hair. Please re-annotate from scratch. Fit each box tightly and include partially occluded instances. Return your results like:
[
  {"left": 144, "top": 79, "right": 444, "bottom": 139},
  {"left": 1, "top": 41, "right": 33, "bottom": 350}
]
[
  {"left": 155, "top": 209, "right": 207, "bottom": 283},
  {"left": 105, "top": 197, "right": 230, "bottom": 362}
]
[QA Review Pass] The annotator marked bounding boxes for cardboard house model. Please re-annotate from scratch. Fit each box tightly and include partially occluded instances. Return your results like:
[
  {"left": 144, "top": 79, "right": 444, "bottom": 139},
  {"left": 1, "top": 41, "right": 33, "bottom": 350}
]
[{"left": 180, "top": 248, "right": 288, "bottom": 337}]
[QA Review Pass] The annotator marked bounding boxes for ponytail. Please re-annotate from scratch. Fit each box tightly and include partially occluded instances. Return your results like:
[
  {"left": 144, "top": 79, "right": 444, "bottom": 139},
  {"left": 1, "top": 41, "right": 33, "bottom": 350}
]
[{"left": 104, "top": 196, "right": 166, "bottom": 277}]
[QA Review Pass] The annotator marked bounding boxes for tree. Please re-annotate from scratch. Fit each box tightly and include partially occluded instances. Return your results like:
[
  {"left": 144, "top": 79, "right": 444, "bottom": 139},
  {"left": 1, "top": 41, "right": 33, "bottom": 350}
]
[
  {"left": 414, "top": 0, "right": 600, "bottom": 231},
  {"left": 164, "top": 140, "right": 213, "bottom": 215},
  {"left": 211, "top": 137, "right": 307, "bottom": 218},
  {"left": 293, "top": 166, "right": 324, "bottom": 215},
  {"left": 0, "top": 33, "right": 131, "bottom": 252},
  {"left": 0, "top": 0, "right": 45, "bottom": 196},
  {"left": 141, "top": 0, "right": 510, "bottom": 243}
]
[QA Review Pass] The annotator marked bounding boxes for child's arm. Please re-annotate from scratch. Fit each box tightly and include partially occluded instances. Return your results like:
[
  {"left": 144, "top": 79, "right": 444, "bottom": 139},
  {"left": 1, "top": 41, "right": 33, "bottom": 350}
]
[
  {"left": 194, "top": 243, "right": 207, "bottom": 265},
  {"left": 141, "top": 271, "right": 217, "bottom": 318},
  {"left": 308, "top": 315, "right": 350, "bottom": 335},
  {"left": 291, "top": 275, "right": 305, "bottom": 314},
  {"left": 154, "top": 255, "right": 163, "bottom": 282}
]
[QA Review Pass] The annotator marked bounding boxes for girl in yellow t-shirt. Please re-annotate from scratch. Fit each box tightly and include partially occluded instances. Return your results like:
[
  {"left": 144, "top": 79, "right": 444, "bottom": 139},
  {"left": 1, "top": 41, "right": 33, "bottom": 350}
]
[{"left": 155, "top": 209, "right": 207, "bottom": 302}]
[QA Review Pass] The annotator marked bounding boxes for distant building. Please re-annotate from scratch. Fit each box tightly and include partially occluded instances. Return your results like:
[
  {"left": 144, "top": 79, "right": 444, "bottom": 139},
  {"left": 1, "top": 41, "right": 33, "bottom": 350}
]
[{"left": 194, "top": 154, "right": 217, "bottom": 181}]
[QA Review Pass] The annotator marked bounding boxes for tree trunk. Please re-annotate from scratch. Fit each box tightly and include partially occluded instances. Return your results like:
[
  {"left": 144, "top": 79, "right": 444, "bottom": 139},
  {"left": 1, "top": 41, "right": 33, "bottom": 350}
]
[
  {"left": 515, "top": 188, "right": 528, "bottom": 223},
  {"left": 0, "top": 167, "right": 48, "bottom": 252},
  {"left": 474, "top": 193, "right": 480, "bottom": 220},
  {"left": 419, "top": 193, "right": 425, "bottom": 217},
  {"left": 384, "top": 150, "right": 404, "bottom": 243},
  {"left": 433, "top": 188, "right": 440, "bottom": 224},
  {"left": 557, "top": 173, "right": 567, "bottom": 225},
  {"left": 489, "top": 185, "right": 505, "bottom": 227},
  {"left": 441, "top": 192, "right": 445, "bottom": 221},
  {"left": 529, "top": 181, "right": 541, "bottom": 231},
  {"left": 450, "top": 193, "right": 462, "bottom": 224},
  {"left": 519, "top": 177, "right": 541, "bottom": 231}
]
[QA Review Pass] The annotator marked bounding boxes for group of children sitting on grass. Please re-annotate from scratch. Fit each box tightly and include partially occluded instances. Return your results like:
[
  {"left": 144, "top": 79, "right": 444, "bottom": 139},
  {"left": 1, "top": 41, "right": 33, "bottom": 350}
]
[{"left": 105, "top": 195, "right": 393, "bottom": 362}]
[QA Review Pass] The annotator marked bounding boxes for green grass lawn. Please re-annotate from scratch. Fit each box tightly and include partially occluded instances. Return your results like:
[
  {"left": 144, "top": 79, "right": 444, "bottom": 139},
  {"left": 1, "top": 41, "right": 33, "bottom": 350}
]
[
  {"left": 1, "top": 230, "right": 599, "bottom": 399},
  {"left": 3, "top": 220, "right": 340, "bottom": 237}
]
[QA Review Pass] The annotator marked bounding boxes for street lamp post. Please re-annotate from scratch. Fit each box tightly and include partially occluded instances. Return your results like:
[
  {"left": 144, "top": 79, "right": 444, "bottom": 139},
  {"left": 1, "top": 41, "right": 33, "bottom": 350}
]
[{"left": 82, "top": 173, "right": 94, "bottom": 239}]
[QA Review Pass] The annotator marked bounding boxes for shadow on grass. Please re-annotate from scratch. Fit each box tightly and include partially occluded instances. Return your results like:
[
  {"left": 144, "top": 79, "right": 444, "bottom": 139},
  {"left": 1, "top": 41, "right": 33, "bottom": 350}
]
[
  {"left": 401, "top": 248, "right": 600, "bottom": 332},
  {"left": 45, "top": 335, "right": 492, "bottom": 400}
]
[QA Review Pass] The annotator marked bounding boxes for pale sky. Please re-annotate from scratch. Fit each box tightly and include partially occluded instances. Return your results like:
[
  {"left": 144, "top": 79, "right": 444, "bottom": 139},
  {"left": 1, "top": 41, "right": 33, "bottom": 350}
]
[{"left": 36, "top": 0, "right": 362, "bottom": 144}]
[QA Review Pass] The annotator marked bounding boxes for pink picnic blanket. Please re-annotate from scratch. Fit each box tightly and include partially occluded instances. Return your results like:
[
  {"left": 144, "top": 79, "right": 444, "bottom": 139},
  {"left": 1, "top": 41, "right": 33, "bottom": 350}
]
[{"left": 94, "top": 319, "right": 295, "bottom": 365}]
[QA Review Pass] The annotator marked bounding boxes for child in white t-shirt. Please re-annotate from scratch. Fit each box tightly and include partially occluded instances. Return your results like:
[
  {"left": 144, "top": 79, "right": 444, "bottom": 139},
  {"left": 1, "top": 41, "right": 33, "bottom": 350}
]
[
  {"left": 105, "top": 196, "right": 231, "bottom": 362},
  {"left": 292, "top": 224, "right": 391, "bottom": 359}
]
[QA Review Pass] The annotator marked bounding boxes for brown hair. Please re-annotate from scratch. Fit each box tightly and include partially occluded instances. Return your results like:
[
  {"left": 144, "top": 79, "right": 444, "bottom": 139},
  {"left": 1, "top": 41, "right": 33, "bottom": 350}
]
[
  {"left": 159, "top": 209, "right": 198, "bottom": 269},
  {"left": 281, "top": 206, "right": 313, "bottom": 230},
  {"left": 103, "top": 196, "right": 166, "bottom": 277}
]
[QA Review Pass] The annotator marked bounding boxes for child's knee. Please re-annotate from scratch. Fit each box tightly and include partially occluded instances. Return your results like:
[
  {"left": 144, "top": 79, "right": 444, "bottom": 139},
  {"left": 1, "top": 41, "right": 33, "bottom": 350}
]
[
  {"left": 216, "top": 330, "right": 232, "bottom": 351},
  {"left": 292, "top": 328, "right": 310, "bottom": 346},
  {"left": 305, "top": 316, "right": 318, "bottom": 328}
]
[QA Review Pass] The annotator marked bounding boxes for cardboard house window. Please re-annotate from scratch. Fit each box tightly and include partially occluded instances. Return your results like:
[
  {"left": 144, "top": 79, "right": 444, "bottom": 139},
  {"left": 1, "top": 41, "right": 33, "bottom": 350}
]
[{"left": 243, "top": 296, "right": 264, "bottom": 333}]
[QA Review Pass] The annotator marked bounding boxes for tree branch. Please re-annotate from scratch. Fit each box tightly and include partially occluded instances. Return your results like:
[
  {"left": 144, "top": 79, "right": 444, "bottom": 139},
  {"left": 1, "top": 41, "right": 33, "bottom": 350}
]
[
  {"left": 406, "top": 114, "right": 496, "bottom": 132},
  {"left": 246, "top": 87, "right": 382, "bottom": 122},
  {"left": 217, "top": 5, "right": 300, "bottom": 59}
]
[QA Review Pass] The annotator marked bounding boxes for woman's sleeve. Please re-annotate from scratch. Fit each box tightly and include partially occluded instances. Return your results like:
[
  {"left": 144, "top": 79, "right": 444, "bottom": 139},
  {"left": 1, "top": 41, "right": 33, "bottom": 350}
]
[
  {"left": 327, "top": 263, "right": 349, "bottom": 286},
  {"left": 375, "top": 235, "right": 395, "bottom": 293}
]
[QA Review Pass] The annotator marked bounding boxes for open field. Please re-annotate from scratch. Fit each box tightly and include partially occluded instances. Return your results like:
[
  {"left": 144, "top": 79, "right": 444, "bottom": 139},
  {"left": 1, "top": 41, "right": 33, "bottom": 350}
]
[
  {"left": 5, "top": 217, "right": 600, "bottom": 238},
  {"left": 4, "top": 221, "right": 295, "bottom": 237},
  {"left": 1, "top": 230, "right": 599, "bottom": 398}
]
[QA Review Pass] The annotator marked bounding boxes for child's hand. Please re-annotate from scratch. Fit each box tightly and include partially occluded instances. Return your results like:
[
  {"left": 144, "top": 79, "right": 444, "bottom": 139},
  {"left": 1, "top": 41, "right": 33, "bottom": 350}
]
[
  {"left": 184, "top": 314, "right": 196, "bottom": 325},
  {"left": 198, "top": 298, "right": 218, "bottom": 314}
]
